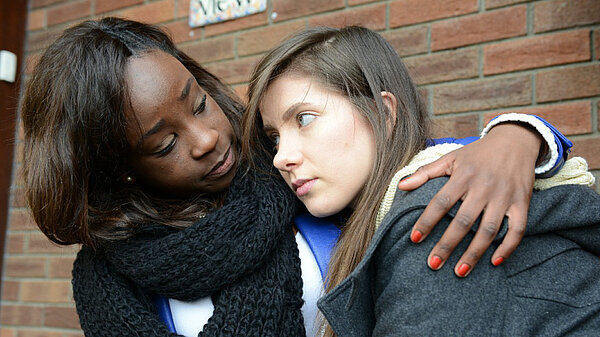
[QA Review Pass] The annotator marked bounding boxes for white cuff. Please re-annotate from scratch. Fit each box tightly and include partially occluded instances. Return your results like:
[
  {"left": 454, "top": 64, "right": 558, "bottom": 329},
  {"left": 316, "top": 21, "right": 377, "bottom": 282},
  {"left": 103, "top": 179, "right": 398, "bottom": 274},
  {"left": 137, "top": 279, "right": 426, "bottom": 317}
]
[{"left": 480, "top": 113, "right": 557, "bottom": 175}]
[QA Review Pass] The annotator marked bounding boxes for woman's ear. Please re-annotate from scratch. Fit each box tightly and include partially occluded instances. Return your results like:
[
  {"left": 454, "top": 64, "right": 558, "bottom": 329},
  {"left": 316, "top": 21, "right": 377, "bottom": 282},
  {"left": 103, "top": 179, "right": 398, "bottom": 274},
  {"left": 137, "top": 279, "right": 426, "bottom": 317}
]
[{"left": 381, "top": 91, "right": 397, "bottom": 132}]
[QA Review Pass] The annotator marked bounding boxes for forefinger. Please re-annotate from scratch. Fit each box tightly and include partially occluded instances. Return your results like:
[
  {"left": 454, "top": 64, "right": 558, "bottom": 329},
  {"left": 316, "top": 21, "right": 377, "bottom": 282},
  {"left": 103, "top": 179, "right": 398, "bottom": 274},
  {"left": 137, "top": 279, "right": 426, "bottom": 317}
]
[{"left": 410, "top": 179, "right": 463, "bottom": 244}]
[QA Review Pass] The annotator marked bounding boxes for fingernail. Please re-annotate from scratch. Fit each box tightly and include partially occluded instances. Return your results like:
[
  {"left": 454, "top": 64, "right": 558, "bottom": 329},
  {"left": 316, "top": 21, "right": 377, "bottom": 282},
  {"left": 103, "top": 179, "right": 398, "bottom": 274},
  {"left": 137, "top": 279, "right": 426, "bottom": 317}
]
[
  {"left": 492, "top": 257, "right": 504, "bottom": 266},
  {"left": 430, "top": 255, "right": 442, "bottom": 269},
  {"left": 410, "top": 230, "right": 422, "bottom": 243},
  {"left": 457, "top": 263, "right": 471, "bottom": 277}
]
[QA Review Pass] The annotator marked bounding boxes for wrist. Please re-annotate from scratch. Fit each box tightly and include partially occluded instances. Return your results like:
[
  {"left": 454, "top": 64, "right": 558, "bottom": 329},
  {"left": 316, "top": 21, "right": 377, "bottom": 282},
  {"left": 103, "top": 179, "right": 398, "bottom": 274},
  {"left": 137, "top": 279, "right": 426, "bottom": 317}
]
[{"left": 487, "top": 122, "right": 542, "bottom": 166}]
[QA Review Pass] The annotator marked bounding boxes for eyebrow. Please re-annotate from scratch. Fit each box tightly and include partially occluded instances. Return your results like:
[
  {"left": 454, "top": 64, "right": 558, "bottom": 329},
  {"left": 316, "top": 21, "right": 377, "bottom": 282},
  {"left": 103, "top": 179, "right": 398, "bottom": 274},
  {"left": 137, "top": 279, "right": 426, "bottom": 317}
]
[
  {"left": 179, "top": 77, "right": 193, "bottom": 101},
  {"left": 135, "top": 119, "right": 165, "bottom": 150},
  {"left": 262, "top": 102, "right": 309, "bottom": 132},
  {"left": 134, "top": 78, "right": 193, "bottom": 149}
]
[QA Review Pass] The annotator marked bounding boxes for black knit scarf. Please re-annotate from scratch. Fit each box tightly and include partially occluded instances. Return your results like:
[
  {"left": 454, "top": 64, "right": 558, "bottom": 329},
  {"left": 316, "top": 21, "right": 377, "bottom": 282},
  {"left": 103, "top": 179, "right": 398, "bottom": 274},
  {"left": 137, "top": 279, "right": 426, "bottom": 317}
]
[{"left": 72, "top": 167, "right": 305, "bottom": 336}]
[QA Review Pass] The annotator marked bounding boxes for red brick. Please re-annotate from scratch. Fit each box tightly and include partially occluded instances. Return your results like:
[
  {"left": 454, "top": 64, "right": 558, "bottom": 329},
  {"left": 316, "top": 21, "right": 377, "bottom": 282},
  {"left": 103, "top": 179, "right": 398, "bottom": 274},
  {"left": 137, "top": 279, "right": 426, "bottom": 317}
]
[
  {"left": 119, "top": 0, "right": 175, "bottom": 24},
  {"left": 11, "top": 187, "right": 26, "bottom": 208},
  {"left": 598, "top": 101, "right": 600, "bottom": 131},
  {"left": 47, "top": 0, "right": 91, "bottom": 27},
  {"left": 382, "top": 26, "right": 428, "bottom": 57},
  {"left": 349, "top": 0, "right": 379, "bottom": 5},
  {"left": 162, "top": 20, "right": 201, "bottom": 44},
  {"left": 432, "top": 5, "right": 527, "bottom": 51},
  {"left": 595, "top": 29, "right": 600, "bottom": 60},
  {"left": 571, "top": 137, "right": 600, "bottom": 170},
  {"left": 9, "top": 210, "right": 36, "bottom": 231},
  {"left": 238, "top": 21, "right": 305, "bottom": 57},
  {"left": 0, "top": 328, "right": 14, "bottom": 337},
  {"left": 24, "top": 53, "right": 41, "bottom": 75},
  {"left": 12, "top": 166, "right": 25, "bottom": 187},
  {"left": 25, "top": 27, "right": 62, "bottom": 53},
  {"left": 16, "top": 330, "right": 63, "bottom": 337},
  {"left": 21, "top": 280, "right": 72, "bottom": 303},
  {"left": 204, "top": 12, "right": 268, "bottom": 37},
  {"left": 273, "top": 0, "right": 344, "bottom": 22},
  {"left": 433, "top": 75, "right": 532, "bottom": 114},
  {"left": 4, "top": 256, "right": 46, "bottom": 278},
  {"left": 233, "top": 85, "right": 248, "bottom": 103},
  {"left": 486, "top": 0, "right": 529, "bottom": 9},
  {"left": 484, "top": 30, "right": 590, "bottom": 75},
  {"left": 18, "top": 119, "right": 25, "bottom": 142},
  {"left": 534, "top": 0, "right": 600, "bottom": 33},
  {"left": 176, "top": 0, "right": 191, "bottom": 19},
  {"left": 6, "top": 233, "right": 25, "bottom": 254},
  {"left": 536, "top": 64, "right": 600, "bottom": 103},
  {"left": 182, "top": 35, "right": 235, "bottom": 63},
  {"left": 483, "top": 101, "right": 593, "bottom": 136},
  {"left": 30, "top": 0, "right": 67, "bottom": 9},
  {"left": 44, "top": 306, "right": 80, "bottom": 329},
  {"left": 419, "top": 88, "right": 430, "bottom": 107},
  {"left": 48, "top": 256, "right": 76, "bottom": 278},
  {"left": 27, "top": 233, "right": 78, "bottom": 254},
  {"left": 28, "top": 10, "right": 45, "bottom": 31},
  {"left": 15, "top": 143, "right": 24, "bottom": 167},
  {"left": 405, "top": 48, "right": 479, "bottom": 85},
  {"left": 96, "top": 0, "right": 144, "bottom": 14},
  {"left": 2, "top": 281, "right": 19, "bottom": 301},
  {"left": 0, "top": 305, "right": 43, "bottom": 326},
  {"left": 205, "top": 55, "right": 262, "bottom": 85},
  {"left": 431, "top": 115, "right": 479, "bottom": 138},
  {"left": 309, "top": 4, "right": 387, "bottom": 31},
  {"left": 390, "top": 0, "right": 478, "bottom": 28}
]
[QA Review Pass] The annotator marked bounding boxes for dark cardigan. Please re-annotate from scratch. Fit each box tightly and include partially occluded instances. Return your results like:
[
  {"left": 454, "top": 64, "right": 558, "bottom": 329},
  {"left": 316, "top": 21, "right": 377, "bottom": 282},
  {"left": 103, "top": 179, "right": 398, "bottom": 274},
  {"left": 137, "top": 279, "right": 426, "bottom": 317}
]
[{"left": 319, "top": 178, "right": 600, "bottom": 337}]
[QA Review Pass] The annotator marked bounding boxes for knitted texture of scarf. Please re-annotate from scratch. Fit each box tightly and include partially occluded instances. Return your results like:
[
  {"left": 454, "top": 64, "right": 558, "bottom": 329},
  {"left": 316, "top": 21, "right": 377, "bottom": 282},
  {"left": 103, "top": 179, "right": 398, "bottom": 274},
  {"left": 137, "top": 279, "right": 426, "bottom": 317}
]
[{"left": 72, "top": 166, "right": 305, "bottom": 337}]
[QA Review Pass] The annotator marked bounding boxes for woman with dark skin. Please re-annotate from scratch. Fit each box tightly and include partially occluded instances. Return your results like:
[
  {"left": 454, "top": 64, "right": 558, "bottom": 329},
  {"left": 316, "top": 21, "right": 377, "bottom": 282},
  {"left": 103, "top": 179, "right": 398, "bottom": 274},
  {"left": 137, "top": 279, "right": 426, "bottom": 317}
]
[{"left": 21, "top": 18, "right": 568, "bottom": 336}]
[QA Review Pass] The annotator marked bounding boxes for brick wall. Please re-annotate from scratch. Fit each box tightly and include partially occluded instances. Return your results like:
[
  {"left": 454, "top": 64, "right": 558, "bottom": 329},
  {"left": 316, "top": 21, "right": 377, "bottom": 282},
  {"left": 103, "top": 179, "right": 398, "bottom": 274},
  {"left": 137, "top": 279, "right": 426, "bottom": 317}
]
[{"left": 2, "top": 0, "right": 599, "bottom": 335}]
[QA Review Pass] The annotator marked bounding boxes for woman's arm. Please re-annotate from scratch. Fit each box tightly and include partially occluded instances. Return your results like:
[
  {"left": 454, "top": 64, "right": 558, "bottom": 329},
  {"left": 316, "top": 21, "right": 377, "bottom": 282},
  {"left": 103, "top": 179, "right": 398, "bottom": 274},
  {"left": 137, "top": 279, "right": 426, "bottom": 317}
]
[{"left": 398, "top": 114, "right": 572, "bottom": 277}]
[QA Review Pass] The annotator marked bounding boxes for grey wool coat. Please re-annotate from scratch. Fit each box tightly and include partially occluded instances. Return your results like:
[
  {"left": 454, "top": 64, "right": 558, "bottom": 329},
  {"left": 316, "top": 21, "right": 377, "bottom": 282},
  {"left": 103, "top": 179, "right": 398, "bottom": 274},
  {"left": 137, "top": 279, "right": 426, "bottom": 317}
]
[{"left": 318, "top": 177, "right": 600, "bottom": 337}]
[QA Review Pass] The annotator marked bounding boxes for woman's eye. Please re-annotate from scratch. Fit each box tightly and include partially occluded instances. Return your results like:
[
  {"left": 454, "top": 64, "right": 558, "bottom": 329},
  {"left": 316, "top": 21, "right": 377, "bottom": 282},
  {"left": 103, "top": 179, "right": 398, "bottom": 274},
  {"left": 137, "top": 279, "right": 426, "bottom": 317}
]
[
  {"left": 297, "top": 112, "right": 316, "bottom": 127},
  {"left": 269, "top": 134, "right": 280, "bottom": 149},
  {"left": 194, "top": 94, "right": 207, "bottom": 115},
  {"left": 154, "top": 134, "right": 177, "bottom": 157}
]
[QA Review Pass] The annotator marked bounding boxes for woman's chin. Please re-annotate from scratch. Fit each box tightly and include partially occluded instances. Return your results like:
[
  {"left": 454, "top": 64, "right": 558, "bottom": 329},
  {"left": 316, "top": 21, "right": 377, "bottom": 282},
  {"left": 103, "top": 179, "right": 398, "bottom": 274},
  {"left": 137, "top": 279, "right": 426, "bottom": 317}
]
[{"left": 304, "top": 203, "right": 341, "bottom": 218}]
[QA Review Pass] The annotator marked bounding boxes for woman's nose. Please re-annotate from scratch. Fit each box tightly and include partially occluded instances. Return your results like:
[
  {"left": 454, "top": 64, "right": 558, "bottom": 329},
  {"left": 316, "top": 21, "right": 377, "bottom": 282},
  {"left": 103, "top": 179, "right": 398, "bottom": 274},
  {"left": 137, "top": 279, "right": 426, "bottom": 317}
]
[
  {"left": 190, "top": 126, "right": 219, "bottom": 159},
  {"left": 272, "top": 137, "right": 302, "bottom": 172}
]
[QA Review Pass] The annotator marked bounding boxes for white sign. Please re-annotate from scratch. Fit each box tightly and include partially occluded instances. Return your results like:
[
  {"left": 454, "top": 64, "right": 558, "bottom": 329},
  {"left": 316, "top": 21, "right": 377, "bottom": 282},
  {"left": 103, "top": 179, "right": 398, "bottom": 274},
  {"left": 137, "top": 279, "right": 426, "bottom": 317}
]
[{"left": 189, "top": 0, "right": 267, "bottom": 27}]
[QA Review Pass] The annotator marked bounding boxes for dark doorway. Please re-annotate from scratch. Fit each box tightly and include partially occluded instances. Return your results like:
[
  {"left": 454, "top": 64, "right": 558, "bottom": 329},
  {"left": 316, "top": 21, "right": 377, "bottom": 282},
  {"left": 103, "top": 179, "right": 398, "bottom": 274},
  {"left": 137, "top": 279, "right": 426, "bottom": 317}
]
[{"left": 0, "top": 0, "right": 28, "bottom": 284}]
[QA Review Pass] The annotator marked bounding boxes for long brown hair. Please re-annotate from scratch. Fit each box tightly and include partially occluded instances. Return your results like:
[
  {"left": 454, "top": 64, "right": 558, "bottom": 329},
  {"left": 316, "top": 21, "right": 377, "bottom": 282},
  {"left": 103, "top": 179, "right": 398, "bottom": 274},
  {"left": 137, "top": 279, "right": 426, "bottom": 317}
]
[
  {"left": 21, "top": 17, "right": 243, "bottom": 248},
  {"left": 242, "top": 26, "right": 430, "bottom": 336}
]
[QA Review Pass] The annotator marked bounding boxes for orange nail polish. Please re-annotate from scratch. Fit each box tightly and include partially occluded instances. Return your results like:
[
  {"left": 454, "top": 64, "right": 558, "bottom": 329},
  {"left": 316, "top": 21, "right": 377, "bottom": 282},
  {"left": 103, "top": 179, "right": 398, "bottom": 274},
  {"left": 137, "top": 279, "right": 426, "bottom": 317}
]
[
  {"left": 457, "top": 263, "right": 470, "bottom": 277},
  {"left": 430, "top": 255, "right": 442, "bottom": 269},
  {"left": 492, "top": 257, "right": 504, "bottom": 266},
  {"left": 411, "top": 230, "right": 422, "bottom": 243}
]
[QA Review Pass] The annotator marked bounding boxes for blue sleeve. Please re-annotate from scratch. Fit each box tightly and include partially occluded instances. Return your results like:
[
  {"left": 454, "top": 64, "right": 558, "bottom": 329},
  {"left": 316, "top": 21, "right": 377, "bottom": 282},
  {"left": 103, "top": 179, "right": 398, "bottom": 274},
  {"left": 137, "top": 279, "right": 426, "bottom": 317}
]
[
  {"left": 430, "top": 115, "right": 572, "bottom": 178},
  {"left": 533, "top": 115, "right": 571, "bottom": 178},
  {"left": 426, "top": 136, "right": 479, "bottom": 147}
]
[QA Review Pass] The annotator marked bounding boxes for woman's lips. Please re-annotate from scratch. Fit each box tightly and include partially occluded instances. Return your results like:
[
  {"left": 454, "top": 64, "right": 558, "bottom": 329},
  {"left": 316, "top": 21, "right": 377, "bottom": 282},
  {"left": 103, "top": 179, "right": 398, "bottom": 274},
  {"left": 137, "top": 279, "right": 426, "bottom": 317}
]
[
  {"left": 293, "top": 179, "right": 317, "bottom": 197},
  {"left": 207, "top": 147, "right": 234, "bottom": 177}
]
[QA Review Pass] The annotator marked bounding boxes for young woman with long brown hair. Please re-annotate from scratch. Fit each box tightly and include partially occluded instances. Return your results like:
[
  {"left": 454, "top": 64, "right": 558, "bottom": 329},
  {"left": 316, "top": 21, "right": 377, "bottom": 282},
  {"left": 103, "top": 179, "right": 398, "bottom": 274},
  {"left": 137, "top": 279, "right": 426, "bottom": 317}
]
[
  {"left": 243, "top": 26, "right": 599, "bottom": 336},
  {"left": 22, "top": 18, "right": 572, "bottom": 336}
]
